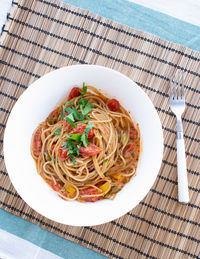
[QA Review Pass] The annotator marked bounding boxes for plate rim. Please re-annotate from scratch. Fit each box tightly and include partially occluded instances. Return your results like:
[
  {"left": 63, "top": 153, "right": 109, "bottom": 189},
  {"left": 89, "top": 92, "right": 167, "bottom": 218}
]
[{"left": 3, "top": 64, "right": 164, "bottom": 226}]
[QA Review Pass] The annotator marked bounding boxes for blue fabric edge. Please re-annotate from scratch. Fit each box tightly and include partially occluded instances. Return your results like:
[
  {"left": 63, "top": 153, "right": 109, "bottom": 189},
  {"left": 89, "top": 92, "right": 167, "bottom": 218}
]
[
  {"left": 64, "top": 0, "right": 200, "bottom": 52},
  {"left": 0, "top": 209, "right": 106, "bottom": 259}
]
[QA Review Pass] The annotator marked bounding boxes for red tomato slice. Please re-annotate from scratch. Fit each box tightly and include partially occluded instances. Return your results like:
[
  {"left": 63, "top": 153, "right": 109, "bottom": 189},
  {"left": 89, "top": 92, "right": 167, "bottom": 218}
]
[
  {"left": 68, "top": 87, "right": 81, "bottom": 100},
  {"left": 32, "top": 127, "right": 42, "bottom": 157},
  {"left": 47, "top": 107, "right": 60, "bottom": 124},
  {"left": 50, "top": 180, "right": 62, "bottom": 193},
  {"left": 79, "top": 143, "right": 103, "bottom": 158},
  {"left": 58, "top": 145, "right": 69, "bottom": 161},
  {"left": 79, "top": 187, "right": 101, "bottom": 202},
  {"left": 107, "top": 99, "right": 120, "bottom": 111},
  {"left": 69, "top": 125, "right": 94, "bottom": 138},
  {"left": 63, "top": 120, "right": 71, "bottom": 133},
  {"left": 130, "top": 126, "right": 138, "bottom": 140},
  {"left": 50, "top": 180, "right": 68, "bottom": 200},
  {"left": 124, "top": 143, "right": 135, "bottom": 158}
]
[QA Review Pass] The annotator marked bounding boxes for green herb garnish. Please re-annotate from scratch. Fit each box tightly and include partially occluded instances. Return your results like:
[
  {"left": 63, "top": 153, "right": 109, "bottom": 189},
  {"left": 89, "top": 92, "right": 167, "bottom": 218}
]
[
  {"left": 103, "top": 159, "right": 108, "bottom": 163},
  {"left": 51, "top": 158, "right": 56, "bottom": 162},
  {"left": 65, "top": 105, "right": 83, "bottom": 121},
  {"left": 78, "top": 97, "right": 88, "bottom": 107},
  {"left": 71, "top": 106, "right": 84, "bottom": 120},
  {"left": 82, "top": 102, "right": 93, "bottom": 115},
  {"left": 64, "top": 101, "right": 73, "bottom": 111},
  {"left": 85, "top": 124, "right": 95, "bottom": 138},
  {"left": 78, "top": 97, "right": 93, "bottom": 117},
  {"left": 81, "top": 82, "right": 87, "bottom": 96},
  {"left": 60, "top": 105, "right": 64, "bottom": 119},
  {"left": 64, "top": 116, "right": 75, "bottom": 128},
  {"left": 66, "top": 133, "right": 82, "bottom": 142},
  {"left": 63, "top": 140, "right": 80, "bottom": 156},
  {"left": 65, "top": 107, "right": 73, "bottom": 114},
  {"left": 81, "top": 134, "right": 88, "bottom": 147},
  {"left": 53, "top": 128, "right": 61, "bottom": 135}
]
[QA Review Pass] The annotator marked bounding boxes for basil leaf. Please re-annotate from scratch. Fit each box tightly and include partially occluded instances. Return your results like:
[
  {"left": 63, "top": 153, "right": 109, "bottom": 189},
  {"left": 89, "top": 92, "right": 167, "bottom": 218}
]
[
  {"left": 103, "top": 159, "right": 108, "bottom": 163},
  {"left": 85, "top": 124, "right": 95, "bottom": 138},
  {"left": 60, "top": 105, "right": 64, "bottom": 119},
  {"left": 66, "top": 133, "right": 82, "bottom": 142},
  {"left": 66, "top": 107, "right": 73, "bottom": 114},
  {"left": 83, "top": 102, "right": 93, "bottom": 115},
  {"left": 67, "top": 149, "right": 74, "bottom": 155},
  {"left": 51, "top": 158, "right": 56, "bottom": 162},
  {"left": 65, "top": 105, "right": 83, "bottom": 121},
  {"left": 64, "top": 101, "right": 73, "bottom": 111},
  {"left": 81, "top": 134, "right": 88, "bottom": 147},
  {"left": 65, "top": 116, "right": 75, "bottom": 128},
  {"left": 53, "top": 128, "right": 61, "bottom": 135},
  {"left": 78, "top": 97, "right": 88, "bottom": 107},
  {"left": 71, "top": 106, "right": 84, "bottom": 120},
  {"left": 64, "top": 113, "right": 75, "bottom": 121},
  {"left": 81, "top": 82, "right": 87, "bottom": 96},
  {"left": 63, "top": 140, "right": 80, "bottom": 157},
  {"left": 80, "top": 104, "right": 84, "bottom": 115}
]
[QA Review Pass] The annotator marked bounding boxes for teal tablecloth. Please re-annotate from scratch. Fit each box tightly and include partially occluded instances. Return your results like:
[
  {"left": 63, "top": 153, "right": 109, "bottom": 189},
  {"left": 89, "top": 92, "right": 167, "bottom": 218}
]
[{"left": 1, "top": 0, "right": 199, "bottom": 258}]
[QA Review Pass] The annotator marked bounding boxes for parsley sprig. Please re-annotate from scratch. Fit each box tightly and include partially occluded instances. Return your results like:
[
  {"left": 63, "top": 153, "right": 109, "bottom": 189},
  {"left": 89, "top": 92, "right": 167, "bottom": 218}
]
[
  {"left": 78, "top": 97, "right": 93, "bottom": 118},
  {"left": 60, "top": 83, "right": 92, "bottom": 127},
  {"left": 58, "top": 83, "right": 95, "bottom": 165},
  {"left": 81, "top": 82, "right": 87, "bottom": 96},
  {"left": 63, "top": 124, "right": 95, "bottom": 164}
]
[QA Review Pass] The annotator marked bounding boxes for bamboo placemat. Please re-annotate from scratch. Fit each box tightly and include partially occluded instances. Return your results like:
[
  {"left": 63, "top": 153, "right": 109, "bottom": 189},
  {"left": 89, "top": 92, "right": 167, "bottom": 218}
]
[{"left": 0, "top": 0, "right": 200, "bottom": 258}]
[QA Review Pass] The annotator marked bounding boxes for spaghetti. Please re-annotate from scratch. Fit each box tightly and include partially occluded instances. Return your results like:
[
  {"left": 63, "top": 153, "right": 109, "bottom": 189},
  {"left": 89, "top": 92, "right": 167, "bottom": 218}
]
[{"left": 31, "top": 84, "right": 140, "bottom": 202}]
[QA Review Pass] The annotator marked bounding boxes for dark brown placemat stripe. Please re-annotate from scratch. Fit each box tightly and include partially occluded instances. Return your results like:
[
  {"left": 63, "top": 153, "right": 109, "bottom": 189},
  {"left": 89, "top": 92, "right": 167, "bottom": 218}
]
[{"left": 0, "top": 0, "right": 200, "bottom": 258}]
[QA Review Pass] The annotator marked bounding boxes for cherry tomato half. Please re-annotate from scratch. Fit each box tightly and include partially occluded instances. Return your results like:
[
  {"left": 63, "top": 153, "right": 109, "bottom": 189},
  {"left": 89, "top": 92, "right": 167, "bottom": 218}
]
[
  {"left": 58, "top": 145, "right": 69, "bottom": 161},
  {"left": 63, "top": 120, "right": 71, "bottom": 133},
  {"left": 47, "top": 107, "right": 60, "bottom": 124},
  {"left": 107, "top": 99, "right": 120, "bottom": 111},
  {"left": 32, "top": 127, "right": 42, "bottom": 157},
  {"left": 68, "top": 87, "right": 81, "bottom": 100}
]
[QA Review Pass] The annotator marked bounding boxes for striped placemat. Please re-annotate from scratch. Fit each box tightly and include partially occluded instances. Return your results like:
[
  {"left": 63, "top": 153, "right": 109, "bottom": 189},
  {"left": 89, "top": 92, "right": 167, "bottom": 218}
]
[{"left": 0, "top": 0, "right": 200, "bottom": 258}]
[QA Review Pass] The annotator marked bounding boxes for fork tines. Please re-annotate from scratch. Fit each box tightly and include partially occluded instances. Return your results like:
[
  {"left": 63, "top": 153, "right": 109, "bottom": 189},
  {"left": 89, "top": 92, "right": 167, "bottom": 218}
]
[{"left": 170, "top": 71, "right": 184, "bottom": 100}]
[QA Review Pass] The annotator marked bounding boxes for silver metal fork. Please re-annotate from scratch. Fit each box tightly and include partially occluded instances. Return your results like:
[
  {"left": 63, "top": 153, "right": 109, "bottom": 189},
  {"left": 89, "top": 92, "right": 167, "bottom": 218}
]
[{"left": 169, "top": 72, "right": 189, "bottom": 204}]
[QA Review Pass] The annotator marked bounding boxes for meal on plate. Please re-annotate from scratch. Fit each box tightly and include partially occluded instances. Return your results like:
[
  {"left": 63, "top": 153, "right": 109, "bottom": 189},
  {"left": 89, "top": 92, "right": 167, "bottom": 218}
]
[{"left": 31, "top": 83, "right": 140, "bottom": 202}]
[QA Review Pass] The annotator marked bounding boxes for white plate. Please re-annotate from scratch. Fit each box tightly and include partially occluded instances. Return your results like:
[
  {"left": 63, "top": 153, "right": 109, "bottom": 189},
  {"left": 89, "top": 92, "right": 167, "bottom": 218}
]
[{"left": 4, "top": 65, "right": 163, "bottom": 226}]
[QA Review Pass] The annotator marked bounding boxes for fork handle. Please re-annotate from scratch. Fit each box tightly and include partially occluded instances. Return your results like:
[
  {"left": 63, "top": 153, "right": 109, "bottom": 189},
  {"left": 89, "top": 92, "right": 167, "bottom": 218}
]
[{"left": 177, "top": 137, "right": 189, "bottom": 204}]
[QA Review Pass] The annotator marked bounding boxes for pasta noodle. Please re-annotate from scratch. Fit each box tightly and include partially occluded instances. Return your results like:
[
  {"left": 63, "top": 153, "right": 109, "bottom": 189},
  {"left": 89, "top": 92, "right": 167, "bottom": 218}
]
[{"left": 31, "top": 84, "right": 140, "bottom": 202}]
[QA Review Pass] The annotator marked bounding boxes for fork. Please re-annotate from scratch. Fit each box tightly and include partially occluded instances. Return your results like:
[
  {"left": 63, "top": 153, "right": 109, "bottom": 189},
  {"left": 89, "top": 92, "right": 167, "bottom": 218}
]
[{"left": 169, "top": 72, "right": 189, "bottom": 204}]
